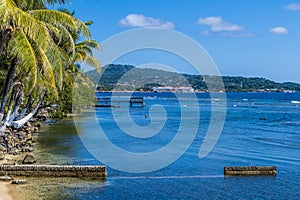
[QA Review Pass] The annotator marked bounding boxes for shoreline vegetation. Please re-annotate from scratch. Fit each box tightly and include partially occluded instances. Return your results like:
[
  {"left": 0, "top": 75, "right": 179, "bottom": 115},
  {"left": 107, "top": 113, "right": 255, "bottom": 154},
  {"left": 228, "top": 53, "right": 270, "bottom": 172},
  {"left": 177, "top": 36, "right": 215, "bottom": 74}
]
[
  {"left": 0, "top": 0, "right": 100, "bottom": 164},
  {"left": 0, "top": 106, "right": 54, "bottom": 200},
  {"left": 0, "top": 1, "right": 298, "bottom": 199},
  {"left": 1, "top": 0, "right": 101, "bottom": 199}
]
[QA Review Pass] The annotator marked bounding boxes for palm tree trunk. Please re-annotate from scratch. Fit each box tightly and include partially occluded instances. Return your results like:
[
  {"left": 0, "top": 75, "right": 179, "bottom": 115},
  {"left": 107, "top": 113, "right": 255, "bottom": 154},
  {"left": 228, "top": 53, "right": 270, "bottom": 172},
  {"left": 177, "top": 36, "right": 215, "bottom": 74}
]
[
  {"left": 15, "top": 95, "right": 33, "bottom": 120},
  {"left": 0, "top": 21, "right": 13, "bottom": 55},
  {"left": 8, "top": 105, "right": 20, "bottom": 125},
  {"left": 0, "top": 89, "right": 18, "bottom": 130},
  {"left": 0, "top": 94, "right": 16, "bottom": 131},
  {"left": 0, "top": 57, "right": 17, "bottom": 122},
  {"left": 0, "top": 80, "right": 24, "bottom": 130},
  {"left": 11, "top": 89, "right": 47, "bottom": 129}
]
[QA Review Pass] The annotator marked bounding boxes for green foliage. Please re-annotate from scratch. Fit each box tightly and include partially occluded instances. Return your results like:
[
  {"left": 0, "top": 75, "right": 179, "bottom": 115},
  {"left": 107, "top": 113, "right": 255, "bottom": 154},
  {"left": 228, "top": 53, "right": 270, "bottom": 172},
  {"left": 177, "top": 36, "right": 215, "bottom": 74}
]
[
  {"left": 0, "top": 0, "right": 101, "bottom": 123},
  {"left": 87, "top": 64, "right": 300, "bottom": 92},
  {"left": 96, "top": 83, "right": 113, "bottom": 91},
  {"left": 93, "top": 64, "right": 135, "bottom": 85},
  {"left": 46, "top": 71, "right": 96, "bottom": 119},
  {"left": 72, "top": 72, "right": 97, "bottom": 113}
]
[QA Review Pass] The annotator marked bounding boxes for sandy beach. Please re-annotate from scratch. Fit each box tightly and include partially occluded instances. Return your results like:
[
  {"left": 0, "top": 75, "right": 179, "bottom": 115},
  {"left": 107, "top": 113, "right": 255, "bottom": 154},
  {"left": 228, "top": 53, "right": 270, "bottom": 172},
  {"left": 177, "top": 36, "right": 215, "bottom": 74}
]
[
  {"left": 0, "top": 182, "right": 13, "bottom": 200},
  {"left": 0, "top": 154, "right": 24, "bottom": 200}
]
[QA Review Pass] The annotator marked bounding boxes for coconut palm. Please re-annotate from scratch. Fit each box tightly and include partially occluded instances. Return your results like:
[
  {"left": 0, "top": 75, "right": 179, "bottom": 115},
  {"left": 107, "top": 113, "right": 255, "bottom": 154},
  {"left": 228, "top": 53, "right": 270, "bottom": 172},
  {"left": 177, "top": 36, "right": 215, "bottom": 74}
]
[
  {"left": 57, "top": 9, "right": 101, "bottom": 73},
  {"left": 0, "top": 0, "right": 92, "bottom": 130},
  {"left": 74, "top": 39, "right": 101, "bottom": 71}
]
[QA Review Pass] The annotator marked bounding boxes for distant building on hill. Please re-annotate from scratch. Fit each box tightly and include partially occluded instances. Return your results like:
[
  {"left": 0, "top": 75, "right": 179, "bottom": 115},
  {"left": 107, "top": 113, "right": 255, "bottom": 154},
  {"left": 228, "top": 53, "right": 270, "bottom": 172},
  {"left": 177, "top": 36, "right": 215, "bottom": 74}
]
[{"left": 152, "top": 86, "right": 194, "bottom": 93}]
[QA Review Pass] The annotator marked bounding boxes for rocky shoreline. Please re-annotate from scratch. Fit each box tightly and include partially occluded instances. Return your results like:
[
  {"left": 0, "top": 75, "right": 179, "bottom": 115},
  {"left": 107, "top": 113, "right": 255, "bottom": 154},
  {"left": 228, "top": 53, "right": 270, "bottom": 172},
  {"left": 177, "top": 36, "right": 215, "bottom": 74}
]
[{"left": 0, "top": 107, "right": 52, "bottom": 165}]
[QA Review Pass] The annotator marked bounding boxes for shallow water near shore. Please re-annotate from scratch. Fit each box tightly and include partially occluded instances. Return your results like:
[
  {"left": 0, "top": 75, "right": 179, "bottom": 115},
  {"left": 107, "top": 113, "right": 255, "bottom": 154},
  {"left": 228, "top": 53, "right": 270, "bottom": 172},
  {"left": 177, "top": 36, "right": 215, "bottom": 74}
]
[{"left": 16, "top": 92, "right": 300, "bottom": 199}]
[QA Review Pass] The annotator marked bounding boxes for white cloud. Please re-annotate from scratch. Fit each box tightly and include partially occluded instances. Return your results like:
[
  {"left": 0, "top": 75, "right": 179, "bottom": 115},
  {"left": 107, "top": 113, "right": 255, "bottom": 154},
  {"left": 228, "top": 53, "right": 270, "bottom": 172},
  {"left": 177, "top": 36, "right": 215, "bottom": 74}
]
[
  {"left": 285, "top": 3, "right": 300, "bottom": 11},
  {"left": 198, "top": 16, "right": 243, "bottom": 32},
  {"left": 269, "top": 26, "right": 289, "bottom": 35},
  {"left": 119, "top": 14, "right": 175, "bottom": 29}
]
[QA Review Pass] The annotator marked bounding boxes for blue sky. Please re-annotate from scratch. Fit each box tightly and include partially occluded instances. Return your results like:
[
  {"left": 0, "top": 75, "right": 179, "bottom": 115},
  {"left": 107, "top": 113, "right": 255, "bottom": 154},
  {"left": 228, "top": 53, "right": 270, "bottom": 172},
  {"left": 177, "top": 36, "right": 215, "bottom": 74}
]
[{"left": 59, "top": 0, "right": 300, "bottom": 83}]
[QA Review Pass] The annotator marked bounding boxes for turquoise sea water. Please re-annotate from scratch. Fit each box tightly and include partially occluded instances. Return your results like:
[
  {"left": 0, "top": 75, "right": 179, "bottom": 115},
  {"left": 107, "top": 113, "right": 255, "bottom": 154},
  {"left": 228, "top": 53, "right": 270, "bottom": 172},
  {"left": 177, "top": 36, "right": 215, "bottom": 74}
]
[{"left": 35, "top": 92, "right": 300, "bottom": 199}]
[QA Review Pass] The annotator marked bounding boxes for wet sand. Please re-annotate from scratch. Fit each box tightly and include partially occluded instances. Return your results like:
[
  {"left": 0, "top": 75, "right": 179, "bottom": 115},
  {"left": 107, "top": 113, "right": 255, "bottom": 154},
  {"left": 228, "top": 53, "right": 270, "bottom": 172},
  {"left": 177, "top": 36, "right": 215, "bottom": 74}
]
[
  {"left": 0, "top": 154, "right": 25, "bottom": 200},
  {"left": 0, "top": 182, "right": 14, "bottom": 200}
]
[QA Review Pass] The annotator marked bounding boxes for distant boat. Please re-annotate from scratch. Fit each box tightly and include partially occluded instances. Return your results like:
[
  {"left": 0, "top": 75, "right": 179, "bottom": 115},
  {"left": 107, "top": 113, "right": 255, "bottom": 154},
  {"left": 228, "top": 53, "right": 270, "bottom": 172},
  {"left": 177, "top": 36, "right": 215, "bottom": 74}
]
[{"left": 291, "top": 100, "right": 300, "bottom": 104}]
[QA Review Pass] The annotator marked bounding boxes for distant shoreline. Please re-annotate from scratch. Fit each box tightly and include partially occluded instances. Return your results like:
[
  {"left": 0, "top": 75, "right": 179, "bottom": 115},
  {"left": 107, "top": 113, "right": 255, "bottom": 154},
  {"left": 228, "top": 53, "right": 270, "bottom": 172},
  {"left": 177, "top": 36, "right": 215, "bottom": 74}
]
[
  {"left": 89, "top": 64, "right": 300, "bottom": 93},
  {"left": 96, "top": 90, "right": 299, "bottom": 93}
]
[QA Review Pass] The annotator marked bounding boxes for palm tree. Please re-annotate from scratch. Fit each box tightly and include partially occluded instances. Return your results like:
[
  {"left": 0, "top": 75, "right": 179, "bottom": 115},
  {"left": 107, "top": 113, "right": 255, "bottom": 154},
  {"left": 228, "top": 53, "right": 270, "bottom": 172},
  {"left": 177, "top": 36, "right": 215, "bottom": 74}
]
[
  {"left": 57, "top": 9, "right": 101, "bottom": 73},
  {"left": 74, "top": 39, "right": 101, "bottom": 71},
  {"left": 0, "top": 0, "right": 92, "bottom": 130}
]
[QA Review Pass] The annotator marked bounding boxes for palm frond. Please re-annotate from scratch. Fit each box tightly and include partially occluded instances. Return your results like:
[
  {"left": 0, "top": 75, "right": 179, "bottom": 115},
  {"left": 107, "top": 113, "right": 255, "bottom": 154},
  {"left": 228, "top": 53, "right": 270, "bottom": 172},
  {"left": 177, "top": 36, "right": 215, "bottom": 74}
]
[
  {"left": 36, "top": 46, "right": 56, "bottom": 91},
  {"left": 80, "top": 56, "right": 101, "bottom": 71},
  {"left": 42, "top": 0, "right": 70, "bottom": 6},
  {"left": 74, "top": 53, "right": 83, "bottom": 63},
  {"left": 8, "top": 29, "right": 38, "bottom": 87},
  {"left": 46, "top": 42, "right": 67, "bottom": 91},
  {"left": 63, "top": 70, "right": 74, "bottom": 86},
  {"left": 37, "top": 76, "right": 58, "bottom": 98},
  {"left": 56, "top": 23, "right": 76, "bottom": 59},
  {"left": 30, "top": 10, "right": 78, "bottom": 33},
  {"left": 0, "top": 0, "right": 13, "bottom": 29},
  {"left": 84, "top": 20, "right": 93, "bottom": 26},
  {"left": 13, "top": 0, "right": 45, "bottom": 11},
  {"left": 76, "top": 45, "right": 93, "bottom": 56},
  {"left": 75, "top": 49, "right": 87, "bottom": 60},
  {"left": 76, "top": 39, "right": 101, "bottom": 50},
  {"left": 45, "top": 23, "right": 62, "bottom": 44},
  {"left": 9, "top": 6, "right": 51, "bottom": 50},
  {"left": 45, "top": 23, "right": 75, "bottom": 58},
  {"left": 76, "top": 19, "right": 91, "bottom": 40}
]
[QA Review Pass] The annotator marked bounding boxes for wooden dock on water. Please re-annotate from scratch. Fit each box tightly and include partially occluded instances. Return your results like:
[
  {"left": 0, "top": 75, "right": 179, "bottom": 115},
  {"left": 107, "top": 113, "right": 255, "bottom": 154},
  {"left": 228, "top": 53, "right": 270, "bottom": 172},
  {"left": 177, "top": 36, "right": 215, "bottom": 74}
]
[
  {"left": 0, "top": 165, "right": 107, "bottom": 178},
  {"left": 129, "top": 97, "right": 145, "bottom": 108},
  {"left": 96, "top": 97, "right": 145, "bottom": 108}
]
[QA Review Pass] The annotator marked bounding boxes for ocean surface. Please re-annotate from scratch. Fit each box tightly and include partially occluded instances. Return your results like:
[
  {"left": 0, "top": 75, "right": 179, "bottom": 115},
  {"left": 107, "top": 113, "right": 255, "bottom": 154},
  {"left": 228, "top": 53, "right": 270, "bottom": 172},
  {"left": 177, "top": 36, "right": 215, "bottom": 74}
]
[{"left": 32, "top": 92, "right": 300, "bottom": 199}]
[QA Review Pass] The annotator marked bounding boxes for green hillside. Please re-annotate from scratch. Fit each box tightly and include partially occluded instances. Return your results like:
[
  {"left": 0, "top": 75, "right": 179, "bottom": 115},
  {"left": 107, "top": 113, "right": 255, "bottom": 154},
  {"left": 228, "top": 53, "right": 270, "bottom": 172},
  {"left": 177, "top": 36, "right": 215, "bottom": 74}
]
[{"left": 86, "top": 64, "right": 300, "bottom": 92}]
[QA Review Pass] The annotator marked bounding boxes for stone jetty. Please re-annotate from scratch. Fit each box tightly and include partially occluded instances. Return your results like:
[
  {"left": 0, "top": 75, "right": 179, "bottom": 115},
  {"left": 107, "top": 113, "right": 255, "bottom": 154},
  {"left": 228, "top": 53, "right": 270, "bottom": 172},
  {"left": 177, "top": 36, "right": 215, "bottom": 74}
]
[
  {"left": 0, "top": 165, "right": 107, "bottom": 178},
  {"left": 224, "top": 166, "right": 276, "bottom": 176}
]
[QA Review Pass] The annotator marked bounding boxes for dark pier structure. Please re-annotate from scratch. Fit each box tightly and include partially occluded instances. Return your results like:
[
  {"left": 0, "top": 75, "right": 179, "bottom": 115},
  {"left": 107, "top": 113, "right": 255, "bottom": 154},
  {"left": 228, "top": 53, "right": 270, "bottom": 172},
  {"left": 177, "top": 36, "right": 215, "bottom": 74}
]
[
  {"left": 0, "top": 165, "right": 107, "bottom": 178},
  {"left": 129, "top": 97, "right": 145, "bottom": 108},
  {"left": 224, "top": 166, "right": 276, "bottom": 176},
  {"left": 96, "top": 97, "right": 145, "bottom": 108}
]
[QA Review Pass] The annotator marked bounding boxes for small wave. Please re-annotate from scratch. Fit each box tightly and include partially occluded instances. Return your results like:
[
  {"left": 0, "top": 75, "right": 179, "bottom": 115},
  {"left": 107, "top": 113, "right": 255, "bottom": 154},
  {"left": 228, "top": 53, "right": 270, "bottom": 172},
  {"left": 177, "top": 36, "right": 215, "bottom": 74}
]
[{"left": 291, "top": 100, "right": 300, "bottom": 104}]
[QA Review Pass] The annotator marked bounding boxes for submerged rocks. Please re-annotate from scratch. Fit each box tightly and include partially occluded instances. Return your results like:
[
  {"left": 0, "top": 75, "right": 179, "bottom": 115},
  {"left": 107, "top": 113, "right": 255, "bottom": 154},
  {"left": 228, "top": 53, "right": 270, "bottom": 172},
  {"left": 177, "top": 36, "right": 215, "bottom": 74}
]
[
  {"left": 22, "top": 154, "right": 36, "bottom": 164},
  {"left": 0, "top": 104, "right": 57, "bottom": 165},
  {"left": 0, "top": 175, "right": 12, "bottom": 181},
  {"left": 0, "top": 119, "right": 43, "bottom": 164},
  {"left": 25, "top": 122, "right": 32, "bottom": 128},
  {"left": 11, "top": 179, "right": 27, "bottom": 184},
  {"left": 35, "top": 108, "right": 50, "bottom": 121},
  {"left": 35, "top": 122, "right": 42, "bottom": 127}
]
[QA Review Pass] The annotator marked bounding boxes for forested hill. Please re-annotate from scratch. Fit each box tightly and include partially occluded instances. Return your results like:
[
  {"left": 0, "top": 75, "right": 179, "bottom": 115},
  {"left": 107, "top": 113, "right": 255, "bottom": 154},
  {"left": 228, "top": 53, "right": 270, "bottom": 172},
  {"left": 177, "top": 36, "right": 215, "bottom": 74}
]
[{"left": 86, "top": 64, "right": 300, "bottom": 92}]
